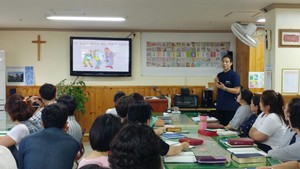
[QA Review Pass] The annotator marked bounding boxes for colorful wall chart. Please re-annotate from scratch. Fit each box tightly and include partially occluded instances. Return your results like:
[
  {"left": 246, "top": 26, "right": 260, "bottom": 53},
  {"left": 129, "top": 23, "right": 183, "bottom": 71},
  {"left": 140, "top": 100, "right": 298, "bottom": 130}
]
[
  {"left": 146, "top": 41, "right": 230, "bottom": 68},
  {"left": 248, "top": 72, "right": 264, "bottom": 88},
  {"left": 141, "top": 33, "right": 235, "bottom": 77}
]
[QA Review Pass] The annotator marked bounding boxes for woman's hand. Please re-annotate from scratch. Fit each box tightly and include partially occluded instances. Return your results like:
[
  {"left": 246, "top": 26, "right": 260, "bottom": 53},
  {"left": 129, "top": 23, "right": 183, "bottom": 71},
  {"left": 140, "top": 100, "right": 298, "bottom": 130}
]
[{"left": 215, "top": 80, "right": 226, "bottom": 90}]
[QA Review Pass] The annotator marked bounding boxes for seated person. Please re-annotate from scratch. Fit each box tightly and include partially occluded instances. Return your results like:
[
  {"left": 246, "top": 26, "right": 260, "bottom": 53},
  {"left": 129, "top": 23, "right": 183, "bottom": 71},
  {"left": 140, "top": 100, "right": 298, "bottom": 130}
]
[
  {"left": 78, "top": 114, "right": 121, "bottom": 168},
  {"left": 18, "top": 103, "right": 80, "bottom": 169},
  {"left": 29, "top": 83, "right": 57, "bottom": 130},
  {"left": 238, "top": 94, "right": 262, "bottom": 137},
  {"left": 257, "top": 161, "right": 300, "bottom": 169},
  {"left": 106, "top": 91, "right": 125, "bottom": 116},
  {"left": 0, "top": 94, "right": 40, "bottom": 162},
  {"left": 225, "top": 88, "right": 253, "bottom": 130},
  {"left": 249, "top": 90, "right": 287, "bottom": 152},
  {"left": 127, "top": 101, "right": 189, "bottom": 156},
  {"left": 109, "top": 123, "right": 162, "bottom": 169},
  {"left": 0, "top": 145, "right": 17, "bottom": 169},
  {"left": 129, "top": 92, "right": 144, "bottom": 101},
  {"left": 57, "top": 95, "right": 82, "bottom": 143},
  {"left": 129, "top": 92, "right": 164, "bottom": 127},
  {"left": 267, "top": 98, "right": 300, "bottom": 162},
  {"left": 115, "top": 96, "right": 135, "bottom": 124}
]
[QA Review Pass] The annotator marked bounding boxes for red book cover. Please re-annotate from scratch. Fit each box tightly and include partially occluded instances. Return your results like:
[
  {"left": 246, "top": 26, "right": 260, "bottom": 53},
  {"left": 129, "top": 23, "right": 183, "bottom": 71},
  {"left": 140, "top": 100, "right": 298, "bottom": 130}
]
[
  {"left": 179, "top": 137, "right": 204, "bottom": 145},
  {"left": 228, "top": 138, "right": 254, "bottom": 145},
  {"left": 198, "top": 129, "right": 217, "bottom": 136}
]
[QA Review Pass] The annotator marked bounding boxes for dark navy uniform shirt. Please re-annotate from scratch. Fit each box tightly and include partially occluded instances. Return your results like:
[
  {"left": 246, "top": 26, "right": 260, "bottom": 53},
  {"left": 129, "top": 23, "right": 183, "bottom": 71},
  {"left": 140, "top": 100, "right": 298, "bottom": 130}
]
[{"left": 216, "top": 69, "right": 240, "bottom": 111}]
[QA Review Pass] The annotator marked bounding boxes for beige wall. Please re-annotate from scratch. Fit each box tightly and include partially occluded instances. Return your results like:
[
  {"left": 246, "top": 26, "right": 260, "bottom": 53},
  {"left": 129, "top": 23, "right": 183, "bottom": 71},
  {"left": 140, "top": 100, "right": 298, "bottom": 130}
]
[
  {"left": 265, "top": 9, "right": 300, "bottom": 93},
  {"left": 0, "top": 31, "right": 233, "bottom": 86}
]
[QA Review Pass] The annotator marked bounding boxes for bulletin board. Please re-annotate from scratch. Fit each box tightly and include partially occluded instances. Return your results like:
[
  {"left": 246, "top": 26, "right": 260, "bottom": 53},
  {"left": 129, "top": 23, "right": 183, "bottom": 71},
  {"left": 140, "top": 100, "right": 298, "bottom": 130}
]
[{"left": 141, "top": 32, "right": 235, "bottom": 76}]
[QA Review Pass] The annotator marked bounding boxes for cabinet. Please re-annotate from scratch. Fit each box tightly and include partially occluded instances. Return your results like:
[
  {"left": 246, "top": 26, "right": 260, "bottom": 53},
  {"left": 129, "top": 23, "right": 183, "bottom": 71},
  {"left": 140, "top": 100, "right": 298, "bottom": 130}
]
[{"left": 144, "top": 98, "right": 168, "bottom": 113}]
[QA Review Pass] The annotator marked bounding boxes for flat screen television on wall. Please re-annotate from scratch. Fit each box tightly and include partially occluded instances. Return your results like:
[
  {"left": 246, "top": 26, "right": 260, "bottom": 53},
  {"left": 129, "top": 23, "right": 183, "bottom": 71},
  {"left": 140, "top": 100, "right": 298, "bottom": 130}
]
[{"left": 70, "top": 37, "right": 132, "bottom": 77}]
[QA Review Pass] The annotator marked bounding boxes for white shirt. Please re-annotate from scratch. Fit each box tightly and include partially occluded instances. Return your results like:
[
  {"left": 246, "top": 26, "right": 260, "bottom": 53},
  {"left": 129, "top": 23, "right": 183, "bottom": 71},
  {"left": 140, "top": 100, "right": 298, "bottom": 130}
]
[
  {"left": 252, "top": 113, "right": 287, "bottom": 149},
  {"left": 268, "top": 129, "right": 300, "bottom": 162},
  {"left": 7, "top": 124, "right": 30, "bottom": 149},
  {"left": 0, "top": 145, "right": 17, "bottom": 169},
  {"left": 106, "top": 108, "right": 118, "bottom": 116},
  {"left": 67, "top": 116, "right": 82, "bottom": 143},
  {"left": 279, "top": 128, "right": 296, "bottom": 147}
]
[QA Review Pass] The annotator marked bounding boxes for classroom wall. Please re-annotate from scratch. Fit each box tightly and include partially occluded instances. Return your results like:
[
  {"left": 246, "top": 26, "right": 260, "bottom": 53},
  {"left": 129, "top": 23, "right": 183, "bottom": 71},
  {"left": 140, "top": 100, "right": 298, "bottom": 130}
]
[
  {"left": 265, "top": 8, "right": 300, "bottom": 93},
  {"left": 0, "top": 31, "right": 234, "bottom": 86},
  {"left": 276, "top": 9, "right": 300, "bottom": 93}
]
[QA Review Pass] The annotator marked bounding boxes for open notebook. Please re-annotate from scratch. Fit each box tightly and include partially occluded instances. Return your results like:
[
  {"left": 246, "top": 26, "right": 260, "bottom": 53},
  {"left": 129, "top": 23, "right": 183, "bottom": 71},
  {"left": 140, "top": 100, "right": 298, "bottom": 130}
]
[{"left": 164, "top": 152, "right": 196, "bottom": 163}]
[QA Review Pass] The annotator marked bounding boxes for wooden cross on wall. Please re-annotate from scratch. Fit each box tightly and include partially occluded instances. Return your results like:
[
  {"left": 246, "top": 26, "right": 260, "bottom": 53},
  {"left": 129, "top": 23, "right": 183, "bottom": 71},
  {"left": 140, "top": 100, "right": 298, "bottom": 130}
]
[{"left": 32, "top": 35, "right": 46, "bottom": 61}]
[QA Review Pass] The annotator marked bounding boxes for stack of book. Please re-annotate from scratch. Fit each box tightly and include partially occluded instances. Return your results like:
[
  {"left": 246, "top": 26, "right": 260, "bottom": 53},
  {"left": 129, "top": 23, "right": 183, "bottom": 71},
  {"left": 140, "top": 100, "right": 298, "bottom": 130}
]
[
  {"left": 231, "top": 153, "right": 266, "bottom": 164},
  {"left": 227, "top": 138, "right": 254, "bottom": 146},
  {"left": 227, "top": 147, "right": 267, "bottom": 165},
  {"left": 220, "top": 138, "right": 255, "bottom": 147},
  {"left": 226, "top": 147, "right": 268, "bottom": 156}
]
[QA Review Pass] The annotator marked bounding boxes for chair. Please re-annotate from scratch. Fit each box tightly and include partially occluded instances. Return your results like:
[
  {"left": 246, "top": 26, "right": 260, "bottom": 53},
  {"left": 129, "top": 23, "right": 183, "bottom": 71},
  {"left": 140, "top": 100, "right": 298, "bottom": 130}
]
[{"left": 75, "top": 129, "right": 86, "bottom": 167}]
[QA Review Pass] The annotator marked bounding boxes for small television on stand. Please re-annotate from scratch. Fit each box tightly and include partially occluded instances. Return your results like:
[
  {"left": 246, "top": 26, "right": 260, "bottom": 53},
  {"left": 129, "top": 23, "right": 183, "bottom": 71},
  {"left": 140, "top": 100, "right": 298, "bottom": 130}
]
[{"left": 70, "top": 37, "right": 132, "bottom": 77}]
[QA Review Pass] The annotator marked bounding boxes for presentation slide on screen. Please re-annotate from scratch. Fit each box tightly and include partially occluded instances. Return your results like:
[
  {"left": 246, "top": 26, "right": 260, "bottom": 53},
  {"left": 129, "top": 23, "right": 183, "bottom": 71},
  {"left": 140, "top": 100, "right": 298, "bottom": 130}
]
[{"left": 72, "top": 39, "right": 130, "bottom": 72}]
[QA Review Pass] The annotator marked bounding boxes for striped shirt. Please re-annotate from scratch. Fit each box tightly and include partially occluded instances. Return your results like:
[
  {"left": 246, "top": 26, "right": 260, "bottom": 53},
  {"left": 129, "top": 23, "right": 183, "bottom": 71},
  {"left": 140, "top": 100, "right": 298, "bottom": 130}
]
[
  {"left": 29, "top": 109, "right": 44, "bottom": 130},
  {"left": 67, "top": 116, "right": 82, "bottom": 143}
]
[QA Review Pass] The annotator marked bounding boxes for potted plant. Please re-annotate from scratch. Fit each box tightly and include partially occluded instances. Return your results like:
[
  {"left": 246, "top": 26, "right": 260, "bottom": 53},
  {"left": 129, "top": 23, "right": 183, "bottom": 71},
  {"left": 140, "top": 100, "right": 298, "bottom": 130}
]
[{"left": 56, "top": 79, "right": 89, "bottom": 115}]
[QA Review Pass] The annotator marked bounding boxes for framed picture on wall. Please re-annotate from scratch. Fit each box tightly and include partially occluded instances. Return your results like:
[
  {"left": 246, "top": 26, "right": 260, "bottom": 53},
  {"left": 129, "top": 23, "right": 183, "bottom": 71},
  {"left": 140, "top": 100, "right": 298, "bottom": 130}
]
[
  {"left": 6, "top": 66, "right": 34, "bottom": 86},
  {"left": 279, "top": 29, "right": 300, "bottom": 47},
  {"left": 281, "top": 69, "right": 299, "bottom": 94}
]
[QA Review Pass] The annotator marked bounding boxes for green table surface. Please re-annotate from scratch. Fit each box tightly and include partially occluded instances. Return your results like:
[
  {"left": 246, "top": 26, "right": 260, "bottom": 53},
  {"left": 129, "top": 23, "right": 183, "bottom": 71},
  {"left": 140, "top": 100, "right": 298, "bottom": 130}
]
[{"left": 0, "top": 130, "right": 8, "bottom": 136}]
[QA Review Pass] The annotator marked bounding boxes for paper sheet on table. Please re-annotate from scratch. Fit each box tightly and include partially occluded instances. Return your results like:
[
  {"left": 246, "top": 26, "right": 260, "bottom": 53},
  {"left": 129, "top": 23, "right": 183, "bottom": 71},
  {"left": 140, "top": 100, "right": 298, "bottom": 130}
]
[
  {"left": 164, "top": 152, "right": 196, "bottom": 163},
  {"left": 216, "top": 129, "right": 238, "bottom": 136},
  {"left": 192, "top": 116, "right": 218, "bottom": 122}
]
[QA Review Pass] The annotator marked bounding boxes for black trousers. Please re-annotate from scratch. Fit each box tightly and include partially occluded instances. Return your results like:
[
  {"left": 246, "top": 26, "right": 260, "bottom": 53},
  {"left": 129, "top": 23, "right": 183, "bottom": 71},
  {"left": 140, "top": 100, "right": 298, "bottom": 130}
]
[{"left": 215, "top": 110, "right": 236, "bottom": 126}]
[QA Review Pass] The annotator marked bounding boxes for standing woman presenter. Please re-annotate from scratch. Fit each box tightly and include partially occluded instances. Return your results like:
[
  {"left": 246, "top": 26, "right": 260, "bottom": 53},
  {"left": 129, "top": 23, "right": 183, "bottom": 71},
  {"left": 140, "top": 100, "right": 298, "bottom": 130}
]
[{"left": 214, "top": 55, "right": 241, "bottom": 126}]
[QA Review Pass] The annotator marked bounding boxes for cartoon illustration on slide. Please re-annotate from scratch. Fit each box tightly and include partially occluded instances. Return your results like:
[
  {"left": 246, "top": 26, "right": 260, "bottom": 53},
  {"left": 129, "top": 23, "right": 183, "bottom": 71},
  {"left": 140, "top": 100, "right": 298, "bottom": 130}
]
[
  {"left": 82, "top": 50, "right": 93, "bottom": 67},
  {"left": 104, "top": 47, "right": 115, "bottom": 69},
  {"left": 92, "top": 50, "right": 102, "bottom": 69}
]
